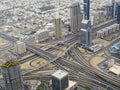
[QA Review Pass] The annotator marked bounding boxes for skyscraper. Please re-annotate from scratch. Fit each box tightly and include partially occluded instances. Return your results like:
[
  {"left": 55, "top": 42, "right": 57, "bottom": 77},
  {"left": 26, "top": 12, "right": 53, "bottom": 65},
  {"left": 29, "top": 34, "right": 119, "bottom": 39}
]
[
  {"left": 1, "top": 60, "right": 24, "bottom": 90},
  {"left": 84, "top": 0, "right": 90, "bottom": 20},
  {"left": 54, "top": 14, "right": 62, "bottom": 39},
  {"left": 80, "top": 19, "right": 92, "bottom": 46},
  {"left": 112, "top": 0, "right": 120, "bottom": 17},
  {"left": 105, "top": 5, "right": 113, "bottom": 19},
  {"left": 117, "top": 4, "right": 120, "bottom": 24},
  {"left": 70, "top": 2, "right": 83, "bottom": 33},
  {"left": 52, "top": 70, "right": 69, "bottom": 90}
]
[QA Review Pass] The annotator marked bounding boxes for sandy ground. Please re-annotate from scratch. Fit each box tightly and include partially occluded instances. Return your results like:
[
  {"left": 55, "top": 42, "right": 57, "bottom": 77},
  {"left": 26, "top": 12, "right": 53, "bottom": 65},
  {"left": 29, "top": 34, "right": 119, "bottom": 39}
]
[
  {"left": 20, "top": 53, "right": 34, "bottom": 60},
  {"left": 90, "top": 56, "right": 105, "bottom": 71},
  {"left": 0, "top": 38, "right": 8, "bottom": 47},
  {"left": 21, "top": 61, "right": 33, "bottom": 69},
  {"left": 52, "top": 50, "right": 61, "bottom": 55},
  {"left": 93, "top": 38, "right": 110, "bottom": 47},
  {"left": 31, "top": 58, "right": 47, "bottom": 67}
]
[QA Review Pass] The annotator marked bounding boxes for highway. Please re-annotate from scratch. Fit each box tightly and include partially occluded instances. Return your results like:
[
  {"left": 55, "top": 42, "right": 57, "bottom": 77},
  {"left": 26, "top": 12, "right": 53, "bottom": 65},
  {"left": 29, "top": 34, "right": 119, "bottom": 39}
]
[
  {"left": 92, "top": 18, "right": 117, "bottom": 33},
  {"left": 55, "top": 58, "right": 116, "bottom": 90},
  {"left": 0, "top": 31, "right": 120, "bottom": 90},
  {"left": 69, "top": 46, "right": 120, "bottom": 89},
  {"left": 19, "top": 54, "right": 39, "bottom": 64},
  {"left": 0, "top": 33, "right": 18, "bottom": 43},
  {"left": 26, "top": 44, "right": 56, "bottom": 60}
]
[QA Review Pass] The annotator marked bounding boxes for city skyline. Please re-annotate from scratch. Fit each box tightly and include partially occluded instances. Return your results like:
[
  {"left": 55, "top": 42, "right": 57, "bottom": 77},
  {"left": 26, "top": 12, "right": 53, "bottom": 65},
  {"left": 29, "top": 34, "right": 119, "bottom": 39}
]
[{"left": 0, "top": 0, "right": 120, "bottom": 90}]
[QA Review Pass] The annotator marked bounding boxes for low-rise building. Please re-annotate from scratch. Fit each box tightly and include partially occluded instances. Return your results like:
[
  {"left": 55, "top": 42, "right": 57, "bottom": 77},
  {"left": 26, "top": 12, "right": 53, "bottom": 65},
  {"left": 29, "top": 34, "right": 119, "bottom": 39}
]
[
  {"left": 89, "top": 44, "right": 103, "bottom": 52},
  {"left": 15, "top": 41, "right": 26, "bottom": 55},
  {"left": 34, "top": 30, "right": 49, "bottom": 43},
  {"left": 109, "top": 64, "right": 120, "bottom": 76},
  {"left": 96, "top": 24, "right": 119, "bottom": 38},
  {"left": 65, "top": 80, "right": 78, "bottom": 90}
]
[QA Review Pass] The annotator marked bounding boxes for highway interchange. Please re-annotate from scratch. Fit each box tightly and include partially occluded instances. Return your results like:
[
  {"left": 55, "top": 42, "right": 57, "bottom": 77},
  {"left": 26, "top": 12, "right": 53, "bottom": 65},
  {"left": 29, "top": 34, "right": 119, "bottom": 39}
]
[{"left": 0, "top": 19, "right": 120, "bottom": 90}]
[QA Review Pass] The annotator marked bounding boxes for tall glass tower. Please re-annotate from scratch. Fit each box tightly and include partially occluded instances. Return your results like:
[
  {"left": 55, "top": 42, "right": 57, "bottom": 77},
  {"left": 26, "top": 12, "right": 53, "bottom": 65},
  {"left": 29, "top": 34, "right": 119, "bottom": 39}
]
[
  {"left": 84, "top": 0, "right": 90, "bottom": 20},
  {"left": 1, "top": 60, "right": 24, "bottom": 90},
  {"left": 117, "top": 4, "right": 120, "bottom": 24}
]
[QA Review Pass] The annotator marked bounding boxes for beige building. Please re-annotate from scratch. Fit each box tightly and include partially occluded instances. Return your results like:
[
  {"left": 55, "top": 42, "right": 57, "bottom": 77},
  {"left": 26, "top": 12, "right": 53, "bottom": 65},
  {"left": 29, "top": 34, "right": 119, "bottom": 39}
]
[
  {"left": 96, "top": 24, "right": 119, "bottom": 38},
  {"left": 70, "top": 2, "right": 83, "bottom": 33},
  {"left": 65, "top": 80, "right": 78, "bottom": 90},
  {"left": 15, "top": 41, "right": 26, "bottom": 54},
  {"left": 34, "top": 30, "right": 49, "bottom": 42},
  {"left": 92, "top": 10, "right": 106, "bottom": 26},
  {"left": 54, "top": 14, "right": 62, "bottom": 39}
]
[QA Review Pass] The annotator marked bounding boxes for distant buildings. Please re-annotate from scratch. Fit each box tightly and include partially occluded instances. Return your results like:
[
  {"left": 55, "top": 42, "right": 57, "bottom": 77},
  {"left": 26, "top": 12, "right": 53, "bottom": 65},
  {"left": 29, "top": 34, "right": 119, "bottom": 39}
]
[
  {"left": 70, "top": 2, "right": 83, "bottom": 33},
  {"left": 80, "top": 19, "right": 92, "bottom": 46},
  {"left": 15, "top": 41, "right": 26, "bottom": 55},
  {"left": 1, "top": 60, "right": 24, "bottom": 90},
  {"left": 96, "top": 24, "right": 119, "bottom": 39},
  {"left": 105, "top": 5, "right": 113, "bottom": 19},
  {"left": 52, "top": 70, "right": 78, "bottom": 90},
  {"left": 54, "top": 14, "right": 62, "bottom": 39},
  {"left": 92, "top": 11, "right": 106, "bottom": 25},
  {"left": 34, "top": 30, "right": 49, "bottom": 43}
]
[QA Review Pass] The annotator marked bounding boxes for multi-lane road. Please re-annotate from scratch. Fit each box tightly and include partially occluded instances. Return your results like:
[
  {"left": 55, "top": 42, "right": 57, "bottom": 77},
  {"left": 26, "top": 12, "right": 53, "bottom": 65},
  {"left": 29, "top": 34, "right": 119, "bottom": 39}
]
[
  {"left": 69, "top": 46, "right": 120, "bottom": 90},
  {"left": 0, "top": 21, "right": 120, "bottom": 90}
]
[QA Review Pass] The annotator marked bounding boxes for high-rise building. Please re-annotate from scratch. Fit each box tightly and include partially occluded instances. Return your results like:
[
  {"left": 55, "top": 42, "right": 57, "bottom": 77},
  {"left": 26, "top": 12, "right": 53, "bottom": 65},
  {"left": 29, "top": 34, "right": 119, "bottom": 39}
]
[
  {"left": 112, "top": 0, "right": 116, "bottom": 17},
  {"left": 15, "top": 41, "right": 26, "bottom": 55},
  {"left": 52, "top": 70, "right": 69, "bottom": 90},
  {"left": 70, "top": 2, "right": 83, "bottom": 33},
  {"left": 105, "top": 5, "right": 113, "bottom": 19},
  {"left": 54, "top": 14, "right": 62, "bottom": 39},
  {"left": 1, "top": 60, "right": 24, "bottom": 90},
  {"left": 117, "top": 4, "right": 120, "bottom": 24},
  {"left": 80, "top": 19, "right": 92, "bottom": 46},
  {"left": 84, "top": 0, "right": 90, "bottom": 20},
  {"left": 112, "top": 0, "right": 120, "bottom": 17}
]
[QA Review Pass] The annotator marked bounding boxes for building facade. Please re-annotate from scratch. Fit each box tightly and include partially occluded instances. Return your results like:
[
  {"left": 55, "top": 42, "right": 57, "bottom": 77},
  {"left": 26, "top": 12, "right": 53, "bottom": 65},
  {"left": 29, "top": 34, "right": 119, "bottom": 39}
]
[
  {"left": 80, "top": 20, "right": 92, "bottom": 46},
  {"left": 117, "top": 4, "right": 120, "bottom": 24},
  {"left": 15, "top": 41, "right": 26, "bottom": 55},
  {"left": 52, "top": 70, "right": 69, "bottom": 90},
  {"left": 105, "top": 5, "right": 113, "bottom": 19},
  {"left": 70, "top": 2, "right": 83, "bottom": 33},
  {"left": 1, "top": 60, "right": 24, "bottom": 90},
  {"left": 34, "top": 30, "right": 49, "bottom": 43},
  {"left": 112, "top": 0, "right": 120, "bottom": 17},
  {"left": 84, "top": 0, "right": 90, "bottom": 20},
  {"left": 54, "top": 15, "right": 62, "bottom": 39}
]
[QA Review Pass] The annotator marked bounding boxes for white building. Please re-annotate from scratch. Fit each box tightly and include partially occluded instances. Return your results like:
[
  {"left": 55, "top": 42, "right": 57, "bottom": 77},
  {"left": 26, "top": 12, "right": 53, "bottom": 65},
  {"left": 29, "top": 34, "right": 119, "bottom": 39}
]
[
  {"left": 65, "top": 80, "right": 78, "bottom": 90},
  {"left": 109, "top": 64, "right": 120, "bottom": 76},
  {"left": 15, "top": 41, "right": 26, "bottom": 55},
  {"left": 89, "top": 44, "right": 103, "bottom": 52},
  {"left": 34, "top": 30, "right": 49, "bottom": 43}
]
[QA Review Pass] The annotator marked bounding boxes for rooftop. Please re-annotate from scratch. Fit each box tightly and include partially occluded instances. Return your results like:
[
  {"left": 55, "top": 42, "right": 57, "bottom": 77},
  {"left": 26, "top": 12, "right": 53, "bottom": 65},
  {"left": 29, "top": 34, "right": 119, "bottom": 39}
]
[
  {"left": 111, "top": 41, "right": 120, "bottom": 52},
  {"left": 1, "top": 60, "right": 19, "bottom": 68},
  {"left": 65, "top": 80, "right": 77, "bottom": 90},
  {"left": 52, "top": 70, "right": 68, "bottom": 80},
  {"left": 109, "top": 64, "right": 120, "bottom": 76}
]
